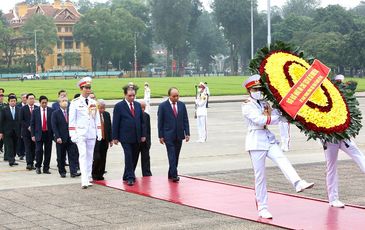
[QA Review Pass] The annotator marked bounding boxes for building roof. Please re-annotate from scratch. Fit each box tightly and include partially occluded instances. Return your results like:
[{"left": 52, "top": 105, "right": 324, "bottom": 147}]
[{"left": 3, "top": 1, "right": 81, "bottom": 26}]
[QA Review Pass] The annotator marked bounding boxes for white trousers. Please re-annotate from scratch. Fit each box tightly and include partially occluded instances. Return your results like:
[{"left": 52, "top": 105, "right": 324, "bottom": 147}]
[
  {"left": 77, "top": 138, "right": 96, "bottom": 186},
  {"left": 196, "top": 115, "right": 207, "bottom": 141},
  {"left": 324, "top": 140, "right": 365, "bottom": 202},
  {"left": 279, "top": 121, "right": 290, "bottom": 149},
  {"left": 249, "top": 144, "right": 301, "bottom": 211}
]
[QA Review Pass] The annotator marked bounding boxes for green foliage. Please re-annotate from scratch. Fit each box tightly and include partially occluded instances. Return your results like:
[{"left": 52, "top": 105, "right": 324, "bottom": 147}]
[
  {"left": 21, "top": 14, "right": 58, "bottom": 73},
  {"left": 63, "top": 52, "right": 81, "bottom": 70},
  {"left": 74, "top": 2, "right": 150, "bottom": 71},
  {"left": 190, "top": 12, "right": 227, "bottom": 71},
  {"left": 213, "top": 0, "right": 252, "bottom": 75},
  {"left": 282, "top": 0, "right": 320, "bottom": 18},
  {"left": 75, "top": 0, "right": 94, "bottom": 14},
  {"left": 151, "top": 0, "right": 202, "bottom": 76}
]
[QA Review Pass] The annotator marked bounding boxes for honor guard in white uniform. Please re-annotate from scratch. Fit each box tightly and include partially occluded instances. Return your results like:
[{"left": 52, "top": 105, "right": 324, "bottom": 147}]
[
  {"left": 195, "top": 82, "right": 208, "bottom": 142},
  {"left": 144, "top": 82, "right": 151, "bottom": 114},
  {"left": 69, "top": 77, "right": 102, "bottom": 189},
  {"left": 321, "top": 74, "right": 365, "bottom": 208},
  {"left": 242, "top": 75, "right": 314, "bottom": 219}
]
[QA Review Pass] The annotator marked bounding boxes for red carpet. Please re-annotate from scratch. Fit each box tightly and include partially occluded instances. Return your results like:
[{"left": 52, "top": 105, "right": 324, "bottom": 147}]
[{"left": 95, "top": 176, "right": 365, "bottom": 229}]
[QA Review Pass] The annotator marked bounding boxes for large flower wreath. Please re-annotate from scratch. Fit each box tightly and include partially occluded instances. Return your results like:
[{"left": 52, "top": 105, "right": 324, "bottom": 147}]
[{"left": 249, "top": 41, "right": 362, "bottom": 143}]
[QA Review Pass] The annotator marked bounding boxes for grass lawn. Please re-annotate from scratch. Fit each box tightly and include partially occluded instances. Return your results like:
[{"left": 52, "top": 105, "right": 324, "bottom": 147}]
[{"left": 0, "top": 76, "right": 364, "bottom": 101}]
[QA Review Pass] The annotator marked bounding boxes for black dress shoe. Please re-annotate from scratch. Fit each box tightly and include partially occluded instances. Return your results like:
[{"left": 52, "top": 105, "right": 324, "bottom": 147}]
[
  {"left": 82, "top": 185, "right": 88, "bottom": 189},
  {"left": 71, "top": 172, "right": 81, "bottom": 178},
  {"left": 9, "top": 162, "right": 19, "bottom": 166},
  {"left": 26, "top": 165, "right": 32, "bottom": 170},
  {"left": 172, "top": 176, "right": 180, "bottom": 182},
  {"left": 19, "top": 156, "right": 24, "bottom": 160},
  {"left": 36, "top": 168, "right": 41, "bottom": 174},
  {"left": 31, "top": 165, "right": 36, "bottom": 170},
  {"left": 60, "top": 173, "right": 66, "bottom": 178},
  {"left": 43, "top": 170, "right": 51, "bottom": 174},
  {"left": 127, "top": 179, "right": 134, "bottom": 186},
  {"left": 93, "top": 176, "right": 104, "bottom": 181}
]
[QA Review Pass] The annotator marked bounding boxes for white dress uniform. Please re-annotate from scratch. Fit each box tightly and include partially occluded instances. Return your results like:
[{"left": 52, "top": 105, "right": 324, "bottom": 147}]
[
  {"left": 144, "top": 84, "right": 151, "bottom": 114},
  {"left": 69, "top": 84, "right": 101, "bottom": 188},
  {"left": 195, "top": 91, "right": 208, "bottom": 142},
  {"left": 323, "top": 139, "right": 365, "bottom": 206},
  {"left": 242, "top": 74, "right": 314, "bottom": 218},
  {"left": 279, "top": 121, "right": 290, "bottom": 151}
]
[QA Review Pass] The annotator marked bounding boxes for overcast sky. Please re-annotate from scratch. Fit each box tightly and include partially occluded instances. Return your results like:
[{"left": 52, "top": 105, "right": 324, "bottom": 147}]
[{"left": 0, "top": 0, "right": 362, "bottom": 14}]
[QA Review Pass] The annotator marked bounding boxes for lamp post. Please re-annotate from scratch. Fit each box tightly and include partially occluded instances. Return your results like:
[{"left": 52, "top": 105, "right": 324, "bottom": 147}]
[
  {"left": 251, "top": 0, "right": 254, "bottom": 59},
  {"left": 267, "top": 0, "right": 271, "bottom": 47},
  {"left": 134, "top": 32, "right": 137, "bottom": 78},
  {"left": 34, "top": 29, "right": 42, "bottom": 74}
]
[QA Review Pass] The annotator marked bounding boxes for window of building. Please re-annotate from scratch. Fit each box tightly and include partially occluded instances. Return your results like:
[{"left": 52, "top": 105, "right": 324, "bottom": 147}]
[
  {"left": 64, "top": 37, "right": 73, "bottom": 49},
  {"left": 76, "top": 41, "right": 81, "bottom": 49},
  {"left": 57, "top": 40, "right": 62, "bottom": 49},
  {"left": 57, "top": 54, "right": 63, "bottom": 66},
  {"left": 57, "top": 27, "right": 62, "bottom": 32}
]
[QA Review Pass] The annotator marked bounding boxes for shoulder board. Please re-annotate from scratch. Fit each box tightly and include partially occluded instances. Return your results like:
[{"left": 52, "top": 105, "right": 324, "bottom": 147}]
[{"left": 71, "top": 97, "right": 80, "bottom": 102}]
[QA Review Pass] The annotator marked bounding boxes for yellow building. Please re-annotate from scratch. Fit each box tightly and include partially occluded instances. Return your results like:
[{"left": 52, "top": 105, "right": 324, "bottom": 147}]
[{"left": 3, "top": 0, "right": 92, "bottom": 72}]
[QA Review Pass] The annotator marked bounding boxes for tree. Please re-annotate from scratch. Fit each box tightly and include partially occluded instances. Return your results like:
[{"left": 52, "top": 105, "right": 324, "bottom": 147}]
[
  {"left": 111, "top": 0, "right": 153, "bottom": 69},
  {"left": 74, "top": 6, "right": 145, "bottom": 71},
  {"left": 151, "top": 0, "right": 202, "bottom": 76},
  {"left": 352, "top": 1, "right": 365, "bottom": 17},
  {"left": 213, "top": 0, "right": 252, "bottom": 75},
  {"left": 272, "top": 15, "right": 312, "bottom": 42},
  {"left": 22, "top": 14, "right": 58, "bottom": 72},
  {"left": 190, "top": 11, "right": 226, "bottom": 72},
  {"left": 76, "top": 0, "right": 94, "bottom": 14},
  {"left": 282, "top": 0, "right": 320, "bottom": 18},
  {"left": 311, "top": 5, "right": 358, "bottom": 34},
  {"left": 0, "top": 21, "right": 25, "bottom": 69},
  {"left": 63, "top": 52, "right": 81, "bottom": 70}
]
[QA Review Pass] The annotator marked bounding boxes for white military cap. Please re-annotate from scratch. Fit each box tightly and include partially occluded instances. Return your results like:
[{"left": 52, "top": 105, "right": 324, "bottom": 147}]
[
  {"left": 77, "top": 77, "right": 92, "bottom": 88},
  {"left": 334, "top": 74, "right": 344, "bottom": 81},
  {"left": 243, "top": 74, "right": 262, "bottom": 89}
]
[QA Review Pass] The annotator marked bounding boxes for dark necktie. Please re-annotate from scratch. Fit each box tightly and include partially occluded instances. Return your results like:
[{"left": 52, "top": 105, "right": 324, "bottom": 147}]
[
  {"left": 172, "top": 103, "right": 177, "bottom": 117},
  {"left": 130, "top": 102, "right": 135, "bottom": 117},
  {"left": 85, "top": 98, "right": 89, "bottom": 105},
  {"left": 63, "top": 110, "right": 68, "bottom": 123}
]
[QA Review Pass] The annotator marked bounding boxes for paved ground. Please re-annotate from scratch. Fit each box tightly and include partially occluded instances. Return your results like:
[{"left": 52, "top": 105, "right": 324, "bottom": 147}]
[{"left": 1, "top": 96, "right": 365, "bottom": 229}]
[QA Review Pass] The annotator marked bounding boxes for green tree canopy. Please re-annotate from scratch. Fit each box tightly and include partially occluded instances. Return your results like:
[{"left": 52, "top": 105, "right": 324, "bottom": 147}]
[{"left": 21, "top": 14, "right": 58, "bottom": 72}]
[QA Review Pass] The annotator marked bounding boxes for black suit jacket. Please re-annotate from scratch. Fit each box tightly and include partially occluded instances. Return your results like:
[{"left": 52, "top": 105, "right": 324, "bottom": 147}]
[
  {"left": 101, "top": 111, "right": 112, "bottom": 142},
  {"left": 112, "top": 100, "right": 146, "bottom": 144},
  {"left": 51, "top": 108, "right": 70, "bottom": 143},
  {"left": 0, "top": 106, "right": 21, "bottom": 136},
  {"left": 20, "top": 105, "right": 39, "bottom": 138},
  {"left": 157, "top": 100, "right": 190, "bottom": 141},
  {"left": 30, "top": 106, "right": 54, "bottom": 141}
]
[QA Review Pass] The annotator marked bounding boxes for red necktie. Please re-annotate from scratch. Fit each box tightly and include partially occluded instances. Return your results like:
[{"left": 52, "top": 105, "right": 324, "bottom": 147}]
[
  {"left": 30, "top": 106, "right": 33, "bottom": 114},
  {"left": 63, "top": 110, "right": 68, "bottom": 123},
  {"left": 172, "top": 102, "right": 177, "bottom": 117},
  {"left": 130, "top": 102, "right": 135, "bottom": 117},
  {"left": 42, "top": 108, "right": 47, "bottom": 131}
]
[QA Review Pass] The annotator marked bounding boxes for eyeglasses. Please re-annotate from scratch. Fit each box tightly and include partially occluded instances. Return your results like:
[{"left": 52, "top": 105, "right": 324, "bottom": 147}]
[{"left": 84, "top": 86, "right": 91, "bottom": 89}]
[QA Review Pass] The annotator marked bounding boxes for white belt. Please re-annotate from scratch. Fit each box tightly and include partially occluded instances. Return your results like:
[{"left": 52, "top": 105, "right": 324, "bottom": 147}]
[{"left": 249, "top": 125, "right": 267, "bottom": 131}]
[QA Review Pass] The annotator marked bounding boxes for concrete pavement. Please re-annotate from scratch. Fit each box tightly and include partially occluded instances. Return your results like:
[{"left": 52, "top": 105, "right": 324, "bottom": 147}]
[{"left": 1, "top": 95, "right": 365, "bottom": 229}]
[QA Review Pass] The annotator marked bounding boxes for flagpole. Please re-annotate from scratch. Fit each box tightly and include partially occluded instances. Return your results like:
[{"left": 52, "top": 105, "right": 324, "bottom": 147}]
[{"left": 267, "top": 0, "right": 271, "bottom": 47}]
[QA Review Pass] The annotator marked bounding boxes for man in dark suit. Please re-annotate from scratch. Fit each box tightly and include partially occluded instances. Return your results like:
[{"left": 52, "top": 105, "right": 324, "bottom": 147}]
[
  {"left": 0, "top": 90, "right": 7, "bottom": 156},
  {"left": 112, "top": 84, "right": 146, "bottom": 186},
  {"left": 0, "top": 94, "right": 21, "bottom": 166},
  {"left": 134, "top": 100, "right": 152, "bottom": 176},
  {"left": 31, "top": 95, "right": 54, "bottom": 174},
  {"left": 51, "top": 89, "right": 69, "bottom": 110},
  {"left": 16, "top": 93, "right": 27, "bottom": 160},
  {"left": 92, "top": 100, "right": 112, "bottom": 180},
  {"left": 158, "top": 87, "right": 190, "bottom": 182},
  {"left": 20, "top": 93, "right": 38, "bottom": 170},
  {"left": 51, "top": 97, "right": 80, "bottom": 178}
]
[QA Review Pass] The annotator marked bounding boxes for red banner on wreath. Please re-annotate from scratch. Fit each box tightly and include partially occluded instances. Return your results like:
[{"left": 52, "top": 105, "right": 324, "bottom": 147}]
[{"left": 279, "top": 59, "right": 331, "bottom": 118}]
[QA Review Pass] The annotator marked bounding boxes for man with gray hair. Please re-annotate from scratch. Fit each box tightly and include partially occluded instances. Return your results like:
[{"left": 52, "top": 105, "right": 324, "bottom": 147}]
[{"left": 92, "top": 99, "right": 113, "bottom": 180}]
